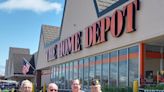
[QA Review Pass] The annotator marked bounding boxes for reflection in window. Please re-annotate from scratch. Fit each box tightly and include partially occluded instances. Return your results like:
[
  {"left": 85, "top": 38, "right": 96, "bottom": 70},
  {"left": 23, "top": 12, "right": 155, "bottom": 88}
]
[
  {"left": 119, "top": 49, "right": 127, "bottom": 88},
  {"left": 70, "top": 62, "right": 73, "bottom": 88},
  {"left": 58, "top": 65, "right": 62, "bottom": 88},
  {"left": 74, "top": 61, "right": 79, "bottom": 79},
  {"left": 145, "top": 45, "right": 161, "bottom": 84},
  {"left": 110, "top": 51, "right": 118, "bottom": 87},
  {"left": 89, "top": 56, "right": 95, "bottom": 85},
  {"left": 129, "top": 46, "right": 139, "bottom": 87},
  {"left": 84, "top": 58, "right": 89, "bottom": 90},
  {"left": 51, "top": 67, "right": 54, "bottom": 82},
  {"left": 79, "top": 59, "right": 84, "bottom": 89},
  {"left": 53, "top": 66, "right": 55, "bottom": 82},
  {"left": 55, "top": 65, "right": 59, "bottom": 85},
  {"left": 102, "top": 53, "right": 110, "bottom": 86},
  {"left": 65, "top": 63, "right": 69, "bottom": 89},
  {"left": 95, "top": 55, "right": 102, "bottom": 83},
  {"left": 61, "top": 64, "right": 65, "bottom": 89},
  {"left": 54, "top": 65, "right": 58, "bottom": 82},
  {"left": 50, "top": 45, "right": 139, "bottom": 90}
]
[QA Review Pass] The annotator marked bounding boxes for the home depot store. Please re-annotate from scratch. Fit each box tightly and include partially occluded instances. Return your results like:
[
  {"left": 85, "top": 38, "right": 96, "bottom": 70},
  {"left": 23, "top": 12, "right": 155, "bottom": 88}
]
[{"left": 36, "top": 0, "right": 164, "bottom": 91}]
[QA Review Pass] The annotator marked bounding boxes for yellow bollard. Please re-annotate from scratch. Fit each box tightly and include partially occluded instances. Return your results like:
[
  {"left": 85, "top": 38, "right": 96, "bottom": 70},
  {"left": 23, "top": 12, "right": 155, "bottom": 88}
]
[
  {"left": 133, "top": 80, "right": 138, "bottom": 92},
  {"left": 43, "top": 82, "right": 46, "bottom": 92},
  {"left": 32, "top": 83, "right": 35, "bottom": 92},
  {"left": 11, "top": 88, "right": 15, "bottom": 92}
]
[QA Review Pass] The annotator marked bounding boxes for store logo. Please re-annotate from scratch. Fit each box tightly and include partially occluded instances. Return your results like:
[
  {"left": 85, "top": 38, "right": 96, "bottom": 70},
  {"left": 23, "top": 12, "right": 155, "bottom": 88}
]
[
  {"left": 85, "top": 0, "right": 140, "bottom": 47},
  {"left": 47, "top": 31, "right": 82, "bottom": 61},
  {"left": 93, "top": 0, "right": 128, "bottom": 17},
  {"left": 47, "top": 0, "right": 140, "bottom": 61}
]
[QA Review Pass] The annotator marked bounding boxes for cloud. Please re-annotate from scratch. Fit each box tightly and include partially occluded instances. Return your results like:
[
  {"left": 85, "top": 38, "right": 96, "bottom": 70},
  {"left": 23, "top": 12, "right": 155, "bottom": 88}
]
[
  {"left": 0, "top": 0, "right": 62, "bottom": 13},
  {"left": 0, "top": 70, "right": 4, "bottom": 76},
  {"left": 0, "top": 65, "right": 5, "bottom": 76}
]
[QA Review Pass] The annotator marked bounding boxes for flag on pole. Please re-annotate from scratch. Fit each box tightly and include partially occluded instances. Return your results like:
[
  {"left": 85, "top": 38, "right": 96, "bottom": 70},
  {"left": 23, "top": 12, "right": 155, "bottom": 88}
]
[{"left": 22, "top": 58, "right": 30, "bottom": 75}]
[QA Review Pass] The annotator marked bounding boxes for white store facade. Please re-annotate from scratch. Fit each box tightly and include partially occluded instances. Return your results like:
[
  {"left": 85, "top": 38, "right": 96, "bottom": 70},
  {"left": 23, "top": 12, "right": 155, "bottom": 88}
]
[{"left": 36, "top": 0, "right": 164, "bottom": 91}]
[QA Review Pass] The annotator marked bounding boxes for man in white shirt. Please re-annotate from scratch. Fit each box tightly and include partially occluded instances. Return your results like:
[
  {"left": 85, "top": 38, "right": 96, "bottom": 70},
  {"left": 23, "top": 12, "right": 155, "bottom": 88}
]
[
  {"left": 20, "top": 80, "right": 33, "bottom": 92},
  {"left": 47, "top": 83, "right": 58, "bottom": 92}
]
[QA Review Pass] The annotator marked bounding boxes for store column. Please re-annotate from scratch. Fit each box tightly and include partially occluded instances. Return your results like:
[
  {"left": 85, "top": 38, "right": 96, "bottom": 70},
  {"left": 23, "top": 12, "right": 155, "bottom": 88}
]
[{"left": 140, "top": 43, "right": 145, "bottom": 86}]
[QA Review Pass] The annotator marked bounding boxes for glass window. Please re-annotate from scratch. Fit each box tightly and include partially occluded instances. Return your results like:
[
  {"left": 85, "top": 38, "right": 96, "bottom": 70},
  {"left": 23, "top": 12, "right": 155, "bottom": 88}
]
[
  {"left": 95, "top": 55, "right": 102, "bottom": 83},
  {"left": 83, "top": 57, "right": 89, "bottom": 90},
  {"left": 89, "top": 56, "right": 95, "bottom": 85},
  {"left": 74, "top": 60, "right": 79, "bottom": 79},
  {"left": 58, "top": 65, "right": 62, "bottom": 88},
  {"left": 53, "top": 66, "right": 56, "bottom": 82},
  {"left": 145, "top": 45, "right": 161, "bottom": 84},
  {"left": 118, "top": 49, "right": 128, "bottom": 88},
  {"left": 50, "top": 45, "right": 139, "bottom": 90},
  {"left": 110, "top": 51, "right": 118, "bottom": 88},
  {"left": 129, "top": 46, "right": 139, "bottom": 87},
  {"left": 102, "top": 53, "right": 110, "bottom": 86},
  {"left": 54, "top": 66, "right": 57, "bottom": 83},
  {"left": 69, "top": 62, "right": 73, "bottom": 88},
  {"left": 79, "top": 59, "right": 84, "bottom": 89},
  {"left": 61, "top": 64, "right": 65, "bottom": 89},
  {"left": 146, "top": 45, "right": 160, "bottom": 52},
  {"left": 50, "top": 67, "right": 54, "bottom": 82},
  {"left": 65, "top": 63, "right": 69, "bottom": 89},
  {"left": 55, "top": 65, "right": 59, "bottom": 85}
]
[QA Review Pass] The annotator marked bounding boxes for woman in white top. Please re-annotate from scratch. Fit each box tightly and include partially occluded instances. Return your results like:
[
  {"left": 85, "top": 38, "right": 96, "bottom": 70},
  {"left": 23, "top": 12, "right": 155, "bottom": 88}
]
[{"left": 71, "top": 79, "right": 85, "bottom": 92}]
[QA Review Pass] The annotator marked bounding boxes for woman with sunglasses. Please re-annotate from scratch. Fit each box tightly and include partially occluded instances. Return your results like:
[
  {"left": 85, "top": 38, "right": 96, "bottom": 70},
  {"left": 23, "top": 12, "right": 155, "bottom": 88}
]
[{"left": 90, "top": 79, "right": 102, "bottom": 92}]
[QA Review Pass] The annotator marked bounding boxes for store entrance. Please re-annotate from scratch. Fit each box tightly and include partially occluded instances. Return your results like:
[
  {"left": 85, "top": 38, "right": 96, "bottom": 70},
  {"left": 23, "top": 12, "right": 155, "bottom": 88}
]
[{"left": 144, "top": 44, "right": 164, "bottom": 84}]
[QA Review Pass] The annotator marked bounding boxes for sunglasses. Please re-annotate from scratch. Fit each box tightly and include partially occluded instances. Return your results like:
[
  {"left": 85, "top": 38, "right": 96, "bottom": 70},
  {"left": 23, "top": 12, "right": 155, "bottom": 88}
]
[{"left": 50, "top": 89, "right": 58, "bottom": 92}]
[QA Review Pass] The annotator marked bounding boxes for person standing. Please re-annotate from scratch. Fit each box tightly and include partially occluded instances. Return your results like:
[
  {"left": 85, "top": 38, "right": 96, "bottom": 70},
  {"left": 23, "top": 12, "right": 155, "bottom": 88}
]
[
  {"left": 90, "top": 79, "right": 102, "bottom": 92},
  {"left": 71, "top": 79, "right": 85, "bottom": 92},
  {"left": 47, "top": 83, "right": 58, "bottom": 92}
]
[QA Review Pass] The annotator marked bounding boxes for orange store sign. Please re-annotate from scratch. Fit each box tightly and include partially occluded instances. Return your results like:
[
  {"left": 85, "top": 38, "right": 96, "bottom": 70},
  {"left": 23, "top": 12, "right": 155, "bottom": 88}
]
[
  {"left": 47, "top": 0, "right": 140, "bottom": 61},
  {"left": 85, "top": 0, "right": 139, "bottom": 47}
]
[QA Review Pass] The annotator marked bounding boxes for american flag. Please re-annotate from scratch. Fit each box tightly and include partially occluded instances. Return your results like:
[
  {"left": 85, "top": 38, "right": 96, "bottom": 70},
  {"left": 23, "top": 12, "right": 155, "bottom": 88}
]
[{"left": 22, "top": 58, "right": 30, "bottom": 75}]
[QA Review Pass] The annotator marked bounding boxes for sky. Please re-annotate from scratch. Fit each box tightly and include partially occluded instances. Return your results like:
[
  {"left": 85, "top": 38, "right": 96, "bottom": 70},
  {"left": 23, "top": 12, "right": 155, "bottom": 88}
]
[{"left": 0, "top": 0, "right": 65, "bottom": 75}]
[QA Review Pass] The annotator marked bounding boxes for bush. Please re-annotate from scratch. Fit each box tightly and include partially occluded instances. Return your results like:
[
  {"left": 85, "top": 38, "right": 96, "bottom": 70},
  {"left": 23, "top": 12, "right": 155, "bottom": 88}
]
[
  {"left": 144, "top": 84, "right": 164, "bottom": 90},
  {"left": 101, "top": 85, "right": 132, "bottom": 92},
  {"left": 101, "top": 85, "right": 110, "bottom": 92}
]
